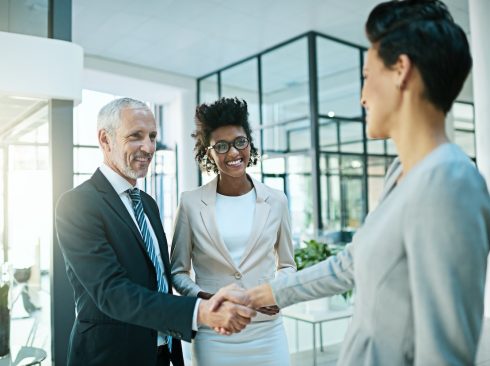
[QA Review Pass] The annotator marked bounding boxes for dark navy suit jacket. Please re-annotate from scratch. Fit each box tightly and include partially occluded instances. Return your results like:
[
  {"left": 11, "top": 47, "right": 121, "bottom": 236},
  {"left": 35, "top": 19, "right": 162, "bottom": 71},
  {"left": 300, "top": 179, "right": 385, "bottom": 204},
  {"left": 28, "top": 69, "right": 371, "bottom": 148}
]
[{"left": 56, "top": 169, "right": 197, "bottom": 366}]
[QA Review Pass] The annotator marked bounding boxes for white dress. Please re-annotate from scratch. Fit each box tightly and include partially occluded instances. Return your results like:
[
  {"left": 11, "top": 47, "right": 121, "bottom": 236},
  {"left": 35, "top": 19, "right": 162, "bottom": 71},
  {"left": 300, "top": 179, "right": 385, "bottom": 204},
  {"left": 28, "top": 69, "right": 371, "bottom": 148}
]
[{"left": 191, "top": 190, "right": 291, "bottom": 366}]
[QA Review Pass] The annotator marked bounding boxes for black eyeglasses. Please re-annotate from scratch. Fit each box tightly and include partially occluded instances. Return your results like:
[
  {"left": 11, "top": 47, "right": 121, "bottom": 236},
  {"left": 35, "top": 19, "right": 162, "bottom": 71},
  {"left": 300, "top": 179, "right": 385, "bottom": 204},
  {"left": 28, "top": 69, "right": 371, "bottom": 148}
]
[{"left": 207, "top": 136, "right": 250, "bottom": 154}]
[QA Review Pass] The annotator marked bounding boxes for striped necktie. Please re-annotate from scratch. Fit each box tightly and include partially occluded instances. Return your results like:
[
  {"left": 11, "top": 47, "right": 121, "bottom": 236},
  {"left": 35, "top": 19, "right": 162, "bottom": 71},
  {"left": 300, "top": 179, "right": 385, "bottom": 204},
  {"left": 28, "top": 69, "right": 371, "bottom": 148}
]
[{"left": 127, "top": 188, "right": 172, "bottom": 349}]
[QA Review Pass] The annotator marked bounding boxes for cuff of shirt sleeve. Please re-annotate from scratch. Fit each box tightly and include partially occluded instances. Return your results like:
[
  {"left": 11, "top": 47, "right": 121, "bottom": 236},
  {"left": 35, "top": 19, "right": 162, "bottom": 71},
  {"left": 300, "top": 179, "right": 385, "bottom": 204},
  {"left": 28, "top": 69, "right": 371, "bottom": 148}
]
[{"left": 192, "top": 298, "right": 201, "bottom": 331}]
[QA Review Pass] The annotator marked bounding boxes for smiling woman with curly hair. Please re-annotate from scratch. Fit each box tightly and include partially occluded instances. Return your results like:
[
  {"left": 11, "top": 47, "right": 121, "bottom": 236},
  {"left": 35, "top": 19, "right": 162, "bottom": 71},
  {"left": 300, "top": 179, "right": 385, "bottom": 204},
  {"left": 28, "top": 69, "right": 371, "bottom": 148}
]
[
  {"left": 171, "top": 97, "right": 296, "bottom": 366},
  {"left": 192, "top": 97, "right": 259, "bottom": 174}
]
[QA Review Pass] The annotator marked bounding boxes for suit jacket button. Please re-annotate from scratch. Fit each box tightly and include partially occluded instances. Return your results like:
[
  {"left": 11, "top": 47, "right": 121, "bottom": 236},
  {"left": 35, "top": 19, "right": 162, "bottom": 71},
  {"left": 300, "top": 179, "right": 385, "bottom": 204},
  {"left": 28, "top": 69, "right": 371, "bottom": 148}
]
[{"left": 234, "top": 272, "right": 242, "bottom": 280}]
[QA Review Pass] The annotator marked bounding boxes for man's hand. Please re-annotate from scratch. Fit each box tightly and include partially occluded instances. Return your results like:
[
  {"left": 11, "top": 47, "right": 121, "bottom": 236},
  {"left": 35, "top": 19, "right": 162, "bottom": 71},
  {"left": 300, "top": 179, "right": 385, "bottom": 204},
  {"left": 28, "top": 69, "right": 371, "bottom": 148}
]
[
  {"left": 209, "top": 283, "right": 276, "bottom": 313},
  {"left": 197, "top": 298, "right": 256, "bottom": 335}
]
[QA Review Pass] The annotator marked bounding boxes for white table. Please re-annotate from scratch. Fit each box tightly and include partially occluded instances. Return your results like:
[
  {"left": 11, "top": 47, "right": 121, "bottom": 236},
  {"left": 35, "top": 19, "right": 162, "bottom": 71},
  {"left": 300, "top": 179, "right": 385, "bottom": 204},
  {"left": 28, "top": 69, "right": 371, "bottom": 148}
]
[{"left": 282, "top": 303, "right": 353, "bottom": 366}]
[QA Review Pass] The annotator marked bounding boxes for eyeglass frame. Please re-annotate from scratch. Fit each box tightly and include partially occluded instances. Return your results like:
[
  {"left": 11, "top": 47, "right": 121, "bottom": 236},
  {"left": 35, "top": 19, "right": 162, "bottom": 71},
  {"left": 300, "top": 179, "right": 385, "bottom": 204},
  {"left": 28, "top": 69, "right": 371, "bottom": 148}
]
[{"left": 207, "top": 136, "right": 250, "bottom": 154}]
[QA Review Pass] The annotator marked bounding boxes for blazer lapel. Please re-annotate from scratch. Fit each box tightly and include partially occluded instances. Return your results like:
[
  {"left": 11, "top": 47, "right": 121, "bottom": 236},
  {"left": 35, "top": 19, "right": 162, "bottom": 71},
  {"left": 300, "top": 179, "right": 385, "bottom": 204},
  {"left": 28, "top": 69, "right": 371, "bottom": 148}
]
[
  {"left": 238, "top": 177, "right": 271, "bottom": 267},
  {"left": 91, "top": 169, "right": 148, "bottom": 260},
  {"left": 200, "top": 176, "right": 238, "bottom": 270}
]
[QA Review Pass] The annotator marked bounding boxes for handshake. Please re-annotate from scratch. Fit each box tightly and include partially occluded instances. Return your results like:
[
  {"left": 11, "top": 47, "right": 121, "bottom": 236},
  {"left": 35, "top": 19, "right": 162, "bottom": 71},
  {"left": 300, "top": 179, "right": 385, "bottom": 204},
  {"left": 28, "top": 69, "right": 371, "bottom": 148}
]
[{"left": 196, "top": 283, "right": 277, "bottom": 335}]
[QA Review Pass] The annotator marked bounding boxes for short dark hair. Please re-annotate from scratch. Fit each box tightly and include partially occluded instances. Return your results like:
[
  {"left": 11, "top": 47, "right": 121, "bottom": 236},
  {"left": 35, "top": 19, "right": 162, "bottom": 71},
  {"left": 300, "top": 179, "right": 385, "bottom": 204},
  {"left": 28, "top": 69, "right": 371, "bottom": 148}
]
[
  {"left": 365, "top": 0, "right": 472, "bottom": 113},
  {"left": 192, "top": 97, "right": 259, "bottom": 173}
]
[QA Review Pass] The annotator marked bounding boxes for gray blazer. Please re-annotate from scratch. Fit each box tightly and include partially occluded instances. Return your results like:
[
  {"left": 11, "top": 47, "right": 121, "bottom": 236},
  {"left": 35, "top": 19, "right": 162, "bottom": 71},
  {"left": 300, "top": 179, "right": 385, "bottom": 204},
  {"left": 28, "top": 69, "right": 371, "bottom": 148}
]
[{"left": 271, "top": 143, "right": 490, "bottom": 365}]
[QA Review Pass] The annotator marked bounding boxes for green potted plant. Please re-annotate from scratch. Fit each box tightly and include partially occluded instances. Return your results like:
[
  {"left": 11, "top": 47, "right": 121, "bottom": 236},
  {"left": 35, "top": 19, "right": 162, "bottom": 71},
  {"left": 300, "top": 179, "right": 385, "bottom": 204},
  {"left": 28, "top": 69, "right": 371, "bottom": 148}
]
[
  {"left": 294, "top": 239, "right": 352, "bottom": 303},
  {"left": 0, "top": 267, "right": 10, "bottom": 358}
]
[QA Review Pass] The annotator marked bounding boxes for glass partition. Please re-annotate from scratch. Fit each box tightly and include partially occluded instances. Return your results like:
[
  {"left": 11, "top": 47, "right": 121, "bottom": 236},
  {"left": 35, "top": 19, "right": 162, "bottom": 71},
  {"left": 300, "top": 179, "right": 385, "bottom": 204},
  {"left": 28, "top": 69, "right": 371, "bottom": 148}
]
[
  {"left": 0, "top": 98, "right": 52, "bottom": 362},
  {"left": 452, "top": 101, "right": 475, "bottom": 159},
  {"left": 198, "top": 74, "right": 219, "bottom": 105},
  {"left": 317, "top": 36, "right": 361, "bottom": 119},
  {"left": 197, "top": 32, "right": 455, "bottom": 242}
]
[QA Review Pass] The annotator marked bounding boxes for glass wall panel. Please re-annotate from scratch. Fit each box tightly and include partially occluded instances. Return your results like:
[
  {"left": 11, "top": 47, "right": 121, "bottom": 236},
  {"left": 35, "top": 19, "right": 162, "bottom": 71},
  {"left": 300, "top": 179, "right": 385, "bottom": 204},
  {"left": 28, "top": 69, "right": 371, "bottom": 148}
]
[
  {"left": 317, "top": 37, "right": 362, "bottom": 119},
  {"left": 0, "top": 148, "right": 4, "bottom": 263},
  {"left": 0, "top": 0, "right": 48, "bottom": 37},
  {"left": 221, "top": 60, "right": 260, "bottom": 129},
  {"left": 320, "top": 153, "right": 365, "bottom": 235},
  {"left": 149, "top": 150, "right": 177, "bottom": 235},
  {"left": 386, "top": 139, "right": 397, "bottom": 155},
  {"left": 199, "top": 75, "right": 219, "bottom": 104},
  {"left": 196, "top": 32, "right": 379, "bottom": 243},
  {"left": 452, "top": 102, "right": 475, "bottom": 158},
  {"left": 261, "top": 38, "right": 309, "bottom": 126},
  {"left": 286, "top": 154, "right": 313, "bottom": 240},
  {"left": 262, "top": 119, "right": 310, "bottom": 153},
  {"left": 339, "top": 121, "right": 364, "bottom": 153},
  {"left": 339, "top": 155, "right": 364, "bottom": 230},
  {"left": 74, "top": 147, "right": 101, "bottom": 175},
  {"left": 262, "top": 157, "right": 286, "bottom": 197},
  {"left": 320, "top": 154, "right": 341, "bottom": 232},
  {"left": 319, "top": 119, "right": 338, "bottom": 152},
  {"left": 3, "top": 110, "right": 52, "bottom": 362},
  {"left": 367, "top": 139, "right": 385, "bottom": 155}
]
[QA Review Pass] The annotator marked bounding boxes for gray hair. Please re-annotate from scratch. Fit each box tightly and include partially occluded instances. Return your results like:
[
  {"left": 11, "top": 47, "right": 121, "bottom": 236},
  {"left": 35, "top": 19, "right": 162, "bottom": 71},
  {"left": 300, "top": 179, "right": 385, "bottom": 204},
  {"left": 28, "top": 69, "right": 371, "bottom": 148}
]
[{"left": 97, "top": 97, "right": 151, "bottom": 137}]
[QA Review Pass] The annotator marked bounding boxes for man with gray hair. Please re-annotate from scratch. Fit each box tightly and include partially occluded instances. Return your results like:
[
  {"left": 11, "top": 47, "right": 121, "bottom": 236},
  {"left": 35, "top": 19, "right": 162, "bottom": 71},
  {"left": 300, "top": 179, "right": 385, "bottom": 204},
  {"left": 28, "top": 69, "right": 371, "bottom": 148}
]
[{"left": 56, "top": 97, "right": 255, "bottom": 366}]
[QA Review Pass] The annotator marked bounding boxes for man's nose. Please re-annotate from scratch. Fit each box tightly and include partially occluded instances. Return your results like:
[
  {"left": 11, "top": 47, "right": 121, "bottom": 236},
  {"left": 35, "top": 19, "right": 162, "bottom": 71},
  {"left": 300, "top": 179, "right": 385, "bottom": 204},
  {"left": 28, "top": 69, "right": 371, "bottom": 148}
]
[{"left": 141, "top": 136, "right": 156, "bottom": 153}]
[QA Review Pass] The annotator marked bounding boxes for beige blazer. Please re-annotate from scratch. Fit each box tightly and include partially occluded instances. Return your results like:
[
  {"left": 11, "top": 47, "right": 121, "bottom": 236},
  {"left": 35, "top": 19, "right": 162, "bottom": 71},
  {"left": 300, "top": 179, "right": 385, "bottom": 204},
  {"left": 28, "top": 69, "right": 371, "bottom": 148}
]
[{"left": 170, "top": 175, "right": 296, "bottom": 322}]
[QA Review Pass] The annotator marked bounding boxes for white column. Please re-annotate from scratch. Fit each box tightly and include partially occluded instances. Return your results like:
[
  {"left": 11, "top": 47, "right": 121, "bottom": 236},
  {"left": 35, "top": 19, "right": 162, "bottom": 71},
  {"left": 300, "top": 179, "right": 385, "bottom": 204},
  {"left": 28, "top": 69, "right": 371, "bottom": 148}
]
[{"left": 469, "top": 0, "right": 490, "bottom": 317}]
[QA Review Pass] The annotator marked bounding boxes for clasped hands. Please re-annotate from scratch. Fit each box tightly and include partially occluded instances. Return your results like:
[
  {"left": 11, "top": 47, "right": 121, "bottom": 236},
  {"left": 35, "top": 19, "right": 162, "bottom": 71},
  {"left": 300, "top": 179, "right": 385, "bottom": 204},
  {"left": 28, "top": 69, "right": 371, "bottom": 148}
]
[{"left": 197, "top": 283, "right": 277, "bottom": 335}]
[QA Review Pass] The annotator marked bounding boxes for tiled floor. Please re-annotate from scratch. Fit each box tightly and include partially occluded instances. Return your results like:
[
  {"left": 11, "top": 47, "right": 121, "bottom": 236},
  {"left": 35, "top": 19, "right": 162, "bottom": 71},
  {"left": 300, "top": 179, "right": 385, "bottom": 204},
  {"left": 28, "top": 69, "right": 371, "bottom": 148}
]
[{"left": 291, "top": 318, "right": 490, "bottom": 366}]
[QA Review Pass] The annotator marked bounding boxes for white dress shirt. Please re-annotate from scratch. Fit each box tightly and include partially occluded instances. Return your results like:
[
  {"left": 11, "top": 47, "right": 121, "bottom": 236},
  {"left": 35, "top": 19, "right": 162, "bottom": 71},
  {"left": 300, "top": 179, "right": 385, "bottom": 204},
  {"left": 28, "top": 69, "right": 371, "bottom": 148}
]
[{"left": 215, "top": 189, "right": 256, "bottom": 266}]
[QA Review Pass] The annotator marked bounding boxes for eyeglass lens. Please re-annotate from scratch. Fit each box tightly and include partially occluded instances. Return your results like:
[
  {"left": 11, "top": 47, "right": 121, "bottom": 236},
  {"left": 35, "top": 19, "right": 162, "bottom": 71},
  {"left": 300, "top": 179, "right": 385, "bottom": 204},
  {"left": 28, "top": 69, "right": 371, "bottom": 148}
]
[{"left": 214, "top": 136, "right": 249, "bottom": 153}]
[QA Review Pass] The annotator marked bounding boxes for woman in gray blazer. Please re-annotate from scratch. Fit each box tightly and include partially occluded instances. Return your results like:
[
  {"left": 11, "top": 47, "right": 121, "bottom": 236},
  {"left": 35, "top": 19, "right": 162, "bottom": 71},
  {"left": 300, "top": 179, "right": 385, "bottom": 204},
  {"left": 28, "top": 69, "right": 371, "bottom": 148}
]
[
  {"left": 212, "top": 1, "right": 490, "bottom": 365},
  {"left": 171, "top": 97, "right": 296, "bottom": 365}
]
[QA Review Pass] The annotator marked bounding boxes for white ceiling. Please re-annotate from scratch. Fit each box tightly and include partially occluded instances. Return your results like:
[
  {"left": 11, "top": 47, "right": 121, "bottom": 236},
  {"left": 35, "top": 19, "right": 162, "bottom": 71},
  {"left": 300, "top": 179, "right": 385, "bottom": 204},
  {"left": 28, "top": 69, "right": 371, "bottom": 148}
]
[
  {"left": 72, "top": 0, "right": 470, "bottom": 78},
  {"left": 0, "top": 0, "right": 471, "bottom": 138}
]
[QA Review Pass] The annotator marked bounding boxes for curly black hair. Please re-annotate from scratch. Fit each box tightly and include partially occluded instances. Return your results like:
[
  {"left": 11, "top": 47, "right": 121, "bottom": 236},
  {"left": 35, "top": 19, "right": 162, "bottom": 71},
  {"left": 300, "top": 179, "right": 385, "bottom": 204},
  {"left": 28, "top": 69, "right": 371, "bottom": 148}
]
[{"left": 192, "top": 97, "right": 259, "bottom": 173}]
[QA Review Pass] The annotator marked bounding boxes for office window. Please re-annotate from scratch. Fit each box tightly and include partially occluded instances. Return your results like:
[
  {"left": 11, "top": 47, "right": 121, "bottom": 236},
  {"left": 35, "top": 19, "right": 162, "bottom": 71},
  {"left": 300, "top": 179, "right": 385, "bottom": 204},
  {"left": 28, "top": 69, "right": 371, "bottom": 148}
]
[
  {"left": 199, "top": 74, "right": 219, "bottom": 104},
  {"left": 317, "top": 36, "right": 361, "bottom": 119},
  {"left": 221, "top": 59, "right": 260, "bottom": 129}
]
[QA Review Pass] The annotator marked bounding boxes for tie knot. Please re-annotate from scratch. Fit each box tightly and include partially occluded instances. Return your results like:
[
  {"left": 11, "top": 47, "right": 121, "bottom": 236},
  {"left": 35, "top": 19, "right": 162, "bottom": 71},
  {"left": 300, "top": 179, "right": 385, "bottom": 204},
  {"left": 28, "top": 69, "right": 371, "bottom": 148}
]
[{"left": 127, "top": 188, "right": 141, "bottom": 203}]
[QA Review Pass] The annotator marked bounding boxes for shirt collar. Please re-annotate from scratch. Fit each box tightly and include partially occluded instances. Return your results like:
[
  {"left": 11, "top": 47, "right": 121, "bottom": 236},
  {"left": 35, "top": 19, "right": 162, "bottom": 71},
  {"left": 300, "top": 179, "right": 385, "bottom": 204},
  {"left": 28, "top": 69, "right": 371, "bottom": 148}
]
[{"left": 99, "top": 163, "right": 135, "bottom": 195}]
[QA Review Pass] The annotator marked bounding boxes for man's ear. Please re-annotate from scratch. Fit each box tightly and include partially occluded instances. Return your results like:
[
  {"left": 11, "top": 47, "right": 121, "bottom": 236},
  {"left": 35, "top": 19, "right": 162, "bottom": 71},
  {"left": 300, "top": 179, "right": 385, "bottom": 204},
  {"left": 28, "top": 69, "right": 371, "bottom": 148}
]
[
  {"left": 395, "top": 54, "right": 413, "bottom": 90},
  {"left": 98, "top": 129, "right": 111, "bottom": 152}
]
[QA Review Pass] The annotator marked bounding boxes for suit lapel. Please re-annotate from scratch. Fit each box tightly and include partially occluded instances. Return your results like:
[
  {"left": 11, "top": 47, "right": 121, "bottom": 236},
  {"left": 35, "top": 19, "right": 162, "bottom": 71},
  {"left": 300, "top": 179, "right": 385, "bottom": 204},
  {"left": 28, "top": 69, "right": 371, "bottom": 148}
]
[
  {"left": 238, "top": 178, "right": 271, "bottom": 267},
  {"left": 92, "top": 170, "right": 148, "bottom": 257},
  {"left": 200, "top": 176, "right": 238, "bottom": 270}
]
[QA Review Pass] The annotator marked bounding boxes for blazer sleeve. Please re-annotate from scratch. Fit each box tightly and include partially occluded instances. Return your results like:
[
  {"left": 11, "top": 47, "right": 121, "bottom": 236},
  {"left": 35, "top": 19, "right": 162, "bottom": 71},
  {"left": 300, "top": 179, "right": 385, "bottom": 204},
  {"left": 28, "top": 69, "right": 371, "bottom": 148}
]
[
  {"left": 170, "top": 194, "right": 202, "bottom": 297},
  {"left": 274, "top": 192, "right": 297, "bottom": 278},
  {"left": 56, "top": 189, "right": 197, "bottom": 342},
  {"left": 404, "top": 163, "right": 489, "bottom": 365},
  {"left": 270, "top": 240, "right": 355, "bottom": 308}
]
